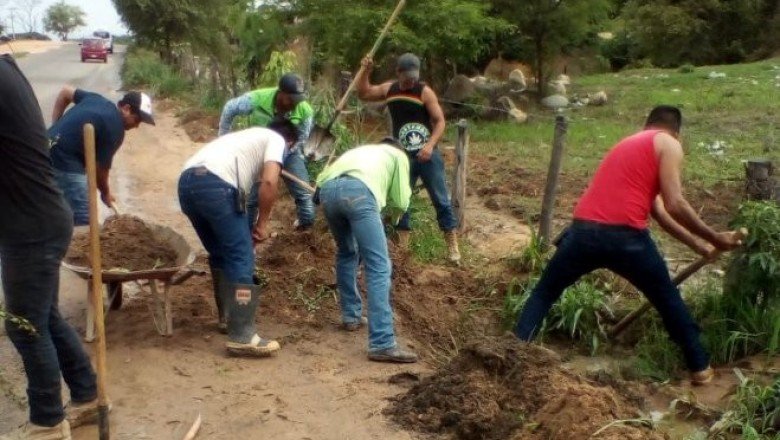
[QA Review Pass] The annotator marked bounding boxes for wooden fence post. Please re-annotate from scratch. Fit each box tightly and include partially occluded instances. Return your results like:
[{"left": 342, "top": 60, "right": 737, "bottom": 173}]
[
  {"left": 539, "top": 115, "right": 568, "bottom": 247},
  {"left": 744, "top": 159, "right": 775, "bottom": 201},
  {"left": 452, "top": 119, "right": 469, "bottom": 231}
]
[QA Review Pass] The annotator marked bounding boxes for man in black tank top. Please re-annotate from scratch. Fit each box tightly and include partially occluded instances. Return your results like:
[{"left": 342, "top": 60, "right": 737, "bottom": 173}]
[{"left": 356, "top": 53, "right": 461, "bottom": 263}]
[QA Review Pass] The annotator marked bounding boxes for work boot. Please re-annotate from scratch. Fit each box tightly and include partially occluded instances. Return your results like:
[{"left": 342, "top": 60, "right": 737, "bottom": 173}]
[
  {"left": 368, "top": 346, "right": 418, "bottom": 363},
  {"left": 0, "top": 420, "right": 71, "bottom": 440},
  {"left": 224, "top": 283, "right": 280, "bottom": 357},
  {"left": 209, "top": 266, "right": 228, "bottom": 334},
  {"left": 444, "top": 230, "right": 461, "bottom": 264},
  {"left": 691, "top": 366, "right": 715, "bottom": 385},
  {"left": 65, "top": 399, "right": 111, "bottom": 429},
  {"left": 396, "top": 230, "right": 411, "bottom": 249},
  {"left": 340, "top": 316, "right": 368, "bottom": 332}
]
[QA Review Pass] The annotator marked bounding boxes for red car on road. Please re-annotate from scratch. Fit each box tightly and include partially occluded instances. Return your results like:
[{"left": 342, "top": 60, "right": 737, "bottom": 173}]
[{"left": 81, "top": 38, "right": 108, "bottom": 63}]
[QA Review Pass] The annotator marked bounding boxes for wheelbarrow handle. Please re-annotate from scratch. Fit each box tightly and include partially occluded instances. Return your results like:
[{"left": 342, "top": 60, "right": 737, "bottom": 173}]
[{"left": 170, "top": 268, "right": 207, "bottom": 286}]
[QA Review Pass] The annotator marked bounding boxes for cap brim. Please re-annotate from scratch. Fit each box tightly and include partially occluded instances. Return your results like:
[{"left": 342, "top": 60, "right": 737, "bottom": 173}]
[
  {"left": 139, "top": 111, "right": 155, "bottom": 126},
  {"left": 399, "top": 69, "right": 420, "bottom": 80}
]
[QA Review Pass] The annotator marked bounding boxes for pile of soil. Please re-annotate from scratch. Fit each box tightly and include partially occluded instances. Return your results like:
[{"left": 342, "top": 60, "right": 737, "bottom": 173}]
[
  {"left": 386, "top": 335, "right": 664, "bottom": 440},
  {"left": 66, "top": 215, "right": 178, "bottom": 271}
]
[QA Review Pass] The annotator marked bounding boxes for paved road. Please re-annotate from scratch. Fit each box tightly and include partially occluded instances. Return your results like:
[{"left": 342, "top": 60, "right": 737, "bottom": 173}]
[{"left": 0, "top": 43, "right": 126, "bottom": 432}]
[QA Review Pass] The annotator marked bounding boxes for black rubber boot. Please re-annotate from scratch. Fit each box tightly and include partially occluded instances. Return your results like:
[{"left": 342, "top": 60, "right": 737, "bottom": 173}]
[
  {"left": 224, "top": 283, "right": 280, "bottom": 357},
  {"left": 209, "top": 266, "right": 228, "bottom": 333}
]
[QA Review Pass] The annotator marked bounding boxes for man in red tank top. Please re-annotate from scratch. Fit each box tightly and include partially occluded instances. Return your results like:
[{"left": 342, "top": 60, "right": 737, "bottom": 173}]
[{"left": 514, "top": 106, "right": 742, "bottom": 384}]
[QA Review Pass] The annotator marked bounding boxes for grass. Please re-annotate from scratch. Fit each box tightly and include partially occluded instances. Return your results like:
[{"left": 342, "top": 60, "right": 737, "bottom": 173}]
[
  {"left": 121, "top": 46, "right": 191, "bottom": 98},
  {"left": 710, "top": 372, "right": 780, "bottom": 439}
]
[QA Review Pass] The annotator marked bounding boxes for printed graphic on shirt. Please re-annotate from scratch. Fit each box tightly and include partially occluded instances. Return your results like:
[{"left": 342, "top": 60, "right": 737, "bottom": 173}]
[{"left": 398, "top": 122, "right": 430, "bottom": 152}]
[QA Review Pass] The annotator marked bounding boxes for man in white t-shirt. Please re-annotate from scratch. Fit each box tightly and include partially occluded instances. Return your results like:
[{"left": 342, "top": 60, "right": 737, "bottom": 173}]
[{"left": 178, "top": 120, "right": 296, "bottom": 357}]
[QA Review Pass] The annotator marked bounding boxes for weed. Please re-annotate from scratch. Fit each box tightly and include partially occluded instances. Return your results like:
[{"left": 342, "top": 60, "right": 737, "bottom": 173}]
[
  {"left": 257, "top": 51, "right": 298, "bottom": 87},
  {"left": 507, "top": 229, "right": 549, "bottom": 275},
  {"left": 0, "top": 303, "right": 37, "bottom": 335},
  {"left": 710, "top": 371, "right": 780, "bottom": 438},
  {"left": 678, "top": 64, "right": 695, "bottom": 74},
  {"left": 290, "top": 283, "right": 336, "bottom": 314},
  {"left": 121, "top": 46, "right": 191, "bottom": 98},
  {"left": 501, "top": 277, "right": 534, "bottom": 330},
  {"left": 405, "top": 197, "right": 448, "bottom": 264}
]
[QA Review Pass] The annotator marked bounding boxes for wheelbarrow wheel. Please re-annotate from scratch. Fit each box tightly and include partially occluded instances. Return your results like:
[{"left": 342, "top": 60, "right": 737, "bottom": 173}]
[{"left": 108, "top": 281, "right": 123, "bottom": 310}]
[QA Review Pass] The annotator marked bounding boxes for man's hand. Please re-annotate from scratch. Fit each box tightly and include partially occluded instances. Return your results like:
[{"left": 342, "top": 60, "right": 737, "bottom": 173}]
[
  {"left": 711, "top": 230, "right": 744, "bottom": 251},
  {"left": 252, "top": 226, "right": 271, "bottom": 245},
  {"left": 100, "top": 191, "right": 115, "bottom": 208},
  {"left": 416, "top": 144, "right": 434, "bottom": 163},
  {"left": 694, "top": 242, "right": 719, "bottom": 261},
  {"left": 361, "top": 56, "right": 374, "bottom": 70}
]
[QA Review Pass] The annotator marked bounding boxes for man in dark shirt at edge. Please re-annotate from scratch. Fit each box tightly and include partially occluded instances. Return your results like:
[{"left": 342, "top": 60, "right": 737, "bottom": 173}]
[
  {"left": 0, "top": 55, "right": 99, "bottom": 440},
  {"left": 48, "top": 85, "right": 155, "bottom": 225}
]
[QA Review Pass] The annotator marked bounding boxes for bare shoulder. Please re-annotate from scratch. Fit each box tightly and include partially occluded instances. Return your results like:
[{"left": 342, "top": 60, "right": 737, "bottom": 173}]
[{"left": 654, "top": 131, "right": 682, "bottom": 156}]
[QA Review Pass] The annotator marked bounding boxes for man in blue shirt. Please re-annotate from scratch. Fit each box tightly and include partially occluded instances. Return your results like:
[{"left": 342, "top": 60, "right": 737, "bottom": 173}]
[{"left": 48, "top": 86, "right": 155, "bottom": 225}]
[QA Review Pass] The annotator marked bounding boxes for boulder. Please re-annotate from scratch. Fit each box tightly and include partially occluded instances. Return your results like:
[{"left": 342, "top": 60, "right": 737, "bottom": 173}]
[
  {"left": 588, "top": 90, "right": 608, "bottom": 106},
  {"left": 496, "top": 96, "right": 517, "bottom": 112},
  {"left": 548, "top": 81, "right": 567, "bottom": 96},
  {"left": 541, "top": 94, "right": 569, "bottom": 109},
  {"left": 443, "top": 74, "right": 476, "bottom": 103},
  {"left": 556, "top": 74, "right": 571, "bottom": 86},
  {"left": 508, "top": 108, "right": 528, "bottom": 124},
  {"left": 508, "top": 69, "right": 527, "bottom": 90}
]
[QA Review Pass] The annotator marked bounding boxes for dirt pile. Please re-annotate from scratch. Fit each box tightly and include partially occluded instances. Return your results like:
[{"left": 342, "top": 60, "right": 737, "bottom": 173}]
[
  {"left": 386, "top": 335, "right": 664, "bottom": 440},
  {"left": 66, "top": 215, "right": 178, "bottom": 271}
]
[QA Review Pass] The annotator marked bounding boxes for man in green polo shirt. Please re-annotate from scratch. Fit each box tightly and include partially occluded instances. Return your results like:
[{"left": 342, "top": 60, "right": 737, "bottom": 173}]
[
  {"left": 218, "top": 73, "right": 315, "bottom": 230},
  {"left": 316, "top": 139, "right": 417, "bottom": 363}
]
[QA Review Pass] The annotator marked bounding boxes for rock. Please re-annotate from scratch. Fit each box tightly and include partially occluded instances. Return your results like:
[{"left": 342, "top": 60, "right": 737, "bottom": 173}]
[
  {"left": 507, "top": 69, "right": 527, "bottom": 90},
  {"left": 556, "top": 74, "right": 571, "bottom": 86},
  {"left": 548, "top": 81, "right": 567, "bottom": 96},
  {"left": 541, "top": 94, "right": 569, "bottom": 109},
  {"left": 484, "top": 58, "right": 533, "bottom": 81},
  {"left": 588, "top": 90, "right": 608, "bottom": 106},
  {"left": 443, "top": 74, "right": 476, "bottom": 103},
  {"left": 707, "top": 71, "right": 727, "bottom": 79},
  {"left": 508, "top": 108, "right": 528, "bottom": 124},
  {"left": 470, "top": 75, "right": 489, "bottom": 87},
  {"left": 496, "top": 96, "right": 517, "bottom": 112}
]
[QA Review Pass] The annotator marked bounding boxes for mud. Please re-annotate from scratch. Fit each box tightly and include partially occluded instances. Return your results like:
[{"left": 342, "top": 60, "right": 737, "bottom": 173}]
[
  {"left": 66, "top": 215, "right": 178, "bottom": 271},
  {"left": 386, "top": 335, "right": 665, "bottom": 440}
]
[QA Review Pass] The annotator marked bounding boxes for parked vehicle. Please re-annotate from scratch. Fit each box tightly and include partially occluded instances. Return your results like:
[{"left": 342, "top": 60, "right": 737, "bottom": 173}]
[
  {"left": 81, "top": 38, "right": 108, "bottom": 63},
  {"left": 92, "top": 30, "right": 113, "bottom": 54}
]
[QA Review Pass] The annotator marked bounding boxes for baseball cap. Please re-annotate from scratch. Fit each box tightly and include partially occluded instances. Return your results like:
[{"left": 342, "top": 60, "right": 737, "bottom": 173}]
[
  {"left": 397, "top": 53, "right": 421, "bottom": 73},
  {"left": 119, "top": 91, "right": 155, "bottom": 125},
  {"left": 278, "top": 73, "right": 306, "bottom": 104}
]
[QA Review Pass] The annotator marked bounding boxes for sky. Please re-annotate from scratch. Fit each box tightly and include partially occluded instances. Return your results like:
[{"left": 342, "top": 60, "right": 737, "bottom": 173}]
[{"left": 2, "top": 0, "right": 127, "bottom": 38}]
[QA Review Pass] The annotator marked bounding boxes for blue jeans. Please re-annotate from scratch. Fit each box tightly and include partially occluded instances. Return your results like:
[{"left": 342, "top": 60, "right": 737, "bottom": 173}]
[
  {"left": 320, "top": 176, "right": 396, "bottom": 351},
  {"left": 53, "top": 170, "right": 88, "bottom": 226},
  {"left": 247, "top": 150, "right": 315, "bottom": 230},
  {"left": 397, "top": 148, "right": 458, "bottom": 231},
  {"left": 178, "top": 168, "right": 254, "bottom": 285},
  {"left": 1, "top": 222, "right": 97, "bottom": 427},
  {"left": 514, "top": 220, "right": 710, "bottom": 372}
]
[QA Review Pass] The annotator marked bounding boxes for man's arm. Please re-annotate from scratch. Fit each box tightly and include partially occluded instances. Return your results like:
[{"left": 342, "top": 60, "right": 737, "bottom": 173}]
[
  {"left": 656, "top": 133, "right": 740, "bottom": 250},
  {"left": 51, "top": 85, "right": 76, "bottom": 123},
  {"left": 416, "top": 85, "right": 446, "bottom": 163},
  {"left": 252, "top": 161, "right": 282, "bottom": 243},
  {"left": 96, "top": 166, "right": 115, "bottom": 207},
  {"left": 356, "top": 57, "right": 392, "bottom": 102},
  {"left": 218, "top": 94, "right": 254, "bottom": 136},
  {"left": 651, "top": 196, "right": 713, "bottom": 257}
]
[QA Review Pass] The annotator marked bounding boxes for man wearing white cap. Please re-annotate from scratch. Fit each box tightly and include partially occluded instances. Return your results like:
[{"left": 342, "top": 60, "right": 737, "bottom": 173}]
[{"left": 48, "top": 87, "right": 155, "bottom": 225}]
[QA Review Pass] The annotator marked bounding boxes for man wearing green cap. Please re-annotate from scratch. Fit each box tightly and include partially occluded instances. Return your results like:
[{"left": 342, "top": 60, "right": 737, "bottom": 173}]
[
  {"left": 219, "top": 73, "right": 316, "bottom": 231},
  {"left": 356, "top": 53, "right": 461, "bottom": 264}
]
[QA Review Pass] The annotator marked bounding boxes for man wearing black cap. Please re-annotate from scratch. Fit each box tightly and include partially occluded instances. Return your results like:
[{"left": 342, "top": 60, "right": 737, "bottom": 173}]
[
  {"left": 48, "top": 86, "right": 155, "bottom": 226},
  {"left": 356, "top": 53, "right": 460, "bottom": 264},
  {"left": 218, "top": 73, "right": 316, "bottom": 231}
]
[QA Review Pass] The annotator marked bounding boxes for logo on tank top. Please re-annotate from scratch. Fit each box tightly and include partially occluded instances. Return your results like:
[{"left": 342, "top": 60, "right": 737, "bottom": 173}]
[{"left": 398, "top": 122, "right": 430, "bottom": 152}]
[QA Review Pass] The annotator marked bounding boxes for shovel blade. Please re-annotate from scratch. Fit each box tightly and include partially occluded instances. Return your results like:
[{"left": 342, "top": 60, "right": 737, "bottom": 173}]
[{"left": 304, "top": 126, "right": 336, "bottom": 161}]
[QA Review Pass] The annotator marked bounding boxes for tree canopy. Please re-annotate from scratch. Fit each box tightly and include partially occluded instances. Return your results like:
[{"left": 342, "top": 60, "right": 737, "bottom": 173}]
[{"left": 43, "top": 1, "right": 85, "bottom": 41}]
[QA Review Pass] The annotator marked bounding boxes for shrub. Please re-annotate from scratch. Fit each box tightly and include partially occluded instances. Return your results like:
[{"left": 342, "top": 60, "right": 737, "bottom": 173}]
[
  {"left": 121, "top": 46, "right": 191, "bottom": 98},
  {"left": 678, "top": 63, "right": 695, "bottom": 73}
]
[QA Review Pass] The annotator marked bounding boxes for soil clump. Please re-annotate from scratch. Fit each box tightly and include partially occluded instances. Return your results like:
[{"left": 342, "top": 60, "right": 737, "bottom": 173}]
[
  {"left": 386, "top": 335, "right": 665, "bottom": 440},
  {"left": 66, "top": 215, "right": 178, "bottom": 271}
]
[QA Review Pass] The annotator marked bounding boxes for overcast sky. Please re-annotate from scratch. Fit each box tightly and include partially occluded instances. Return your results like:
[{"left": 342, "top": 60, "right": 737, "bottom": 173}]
[{"left": 3, "top": 0, "right": 127, "bottom": 37}]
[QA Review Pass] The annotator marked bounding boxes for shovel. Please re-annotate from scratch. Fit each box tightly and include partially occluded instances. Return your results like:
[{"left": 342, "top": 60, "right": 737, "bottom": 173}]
[
  {"left": 607, "top": 227, "right": 748, "bottom": 339},
  {"left": 307, "top": 0, "right": 407, "bottom": 164}
]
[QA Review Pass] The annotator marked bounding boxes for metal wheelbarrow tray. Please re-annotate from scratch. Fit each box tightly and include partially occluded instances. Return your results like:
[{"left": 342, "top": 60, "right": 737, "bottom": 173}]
[{"left": 62, "top": 222, "right": 200, "bottom": 340}]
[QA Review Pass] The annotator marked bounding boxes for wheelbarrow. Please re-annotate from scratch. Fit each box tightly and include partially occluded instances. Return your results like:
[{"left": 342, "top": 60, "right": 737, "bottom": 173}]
[{"left": 63, "top": 222, "right": 201, "bottom": 340}]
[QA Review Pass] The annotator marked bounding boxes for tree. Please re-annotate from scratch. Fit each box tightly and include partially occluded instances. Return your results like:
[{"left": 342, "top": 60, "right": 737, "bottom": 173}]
[
  {"left": 43, "top": 1, "right": 85, "bottom": 41},
  {"left": 15, "top": 0, "right": 41, "bottom": 33},
  {"left": 491, "top": 0, "right": 612, "bottom": 96}
]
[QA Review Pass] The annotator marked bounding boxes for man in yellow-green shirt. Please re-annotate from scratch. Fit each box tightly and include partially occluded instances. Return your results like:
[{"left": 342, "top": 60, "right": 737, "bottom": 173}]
[{"left": 316, "top": 139, "right": 417, "bottom": 363}]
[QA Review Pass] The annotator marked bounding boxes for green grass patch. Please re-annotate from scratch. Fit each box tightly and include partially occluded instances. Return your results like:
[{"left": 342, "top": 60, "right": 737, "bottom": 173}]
[
  {"left": 121, "top": 46, "right": 191, "bottom": 98},
  {"left": 406, "top": 196, "right": 448, "bottom": 264}
]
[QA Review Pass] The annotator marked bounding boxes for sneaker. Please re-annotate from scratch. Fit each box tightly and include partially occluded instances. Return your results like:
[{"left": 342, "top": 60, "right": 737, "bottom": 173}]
[
  {"left": 368, "top": 346, "right": 418, "bottom": 363},
  {"left": 340, "top": 316, "right": 368, "bottom": 332},
  {"left": 691, "top": 366, "right": 715, "bottom": 385},
  {"left": 66, "top": 399, "right": 111, "bottom": 429},
  {"left": 226, "top": 334, "right": 281, "bottom": 357},
  {"left": 0, "top": 420, "right": 71, "bottom": 440}
]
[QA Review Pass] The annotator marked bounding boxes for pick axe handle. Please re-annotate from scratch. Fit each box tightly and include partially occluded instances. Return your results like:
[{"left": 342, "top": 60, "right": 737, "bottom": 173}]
[
  {"left": 607, "top": 227, "right": 748, "bottom": 339},
  {"left": 281, "top": 169, "right": 315, "bottom": 194}
]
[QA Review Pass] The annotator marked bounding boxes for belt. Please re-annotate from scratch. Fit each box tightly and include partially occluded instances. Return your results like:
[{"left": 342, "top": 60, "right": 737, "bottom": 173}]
[{"left": 571, "top": 219, "right": 645, "bottom": 233}]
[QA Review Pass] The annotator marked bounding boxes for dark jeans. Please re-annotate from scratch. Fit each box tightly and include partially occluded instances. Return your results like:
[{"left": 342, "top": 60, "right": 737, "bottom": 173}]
[
  {"left": 178, "top": 168, "right": 254, "bottom": 285},
  {"left": 396, "top": 148, "right": 458, "bottom": 232},
  {"left": 514, "top": 220, "right": 710, "bottom": 372},
  {"left": 1, "top": 223, "right": 97, "bottom": 427}
]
